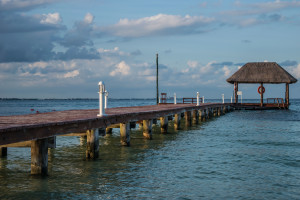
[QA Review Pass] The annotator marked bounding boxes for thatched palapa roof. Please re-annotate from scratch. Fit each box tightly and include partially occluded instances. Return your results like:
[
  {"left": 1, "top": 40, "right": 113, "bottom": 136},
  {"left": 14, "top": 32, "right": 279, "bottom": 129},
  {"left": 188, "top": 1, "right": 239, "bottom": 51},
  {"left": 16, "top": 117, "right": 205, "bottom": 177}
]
[{"left": 226, "top": 62, "right": 297, "bottom": 84}]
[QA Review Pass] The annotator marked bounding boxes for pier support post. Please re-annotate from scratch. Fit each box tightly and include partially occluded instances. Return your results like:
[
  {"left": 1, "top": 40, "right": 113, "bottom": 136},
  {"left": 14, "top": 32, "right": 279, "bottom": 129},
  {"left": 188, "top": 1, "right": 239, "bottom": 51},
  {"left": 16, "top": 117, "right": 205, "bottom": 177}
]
[
  {"left": 218, "top": 107, "right": 221, "bottom": 116},
  {"left": 106, "top": 127, "right": 113, "bottom": 134},
  {"left": 174, "top": 113, "right": 181, "bottom": 130},
  {"left": 0, "top": 147, "right": 7, "bottom": 157},
  {"left": 160, "top": 116, "right": 168, "bottom": 134},
  {"left": 192, "top": 110, "right": 198, "bottom": 125},
  {"left": 198, "top": 110, "right": 204, "bottom": 121},
  {"left": 143, "top": 120, "right": 153, "bottom": 139},
  {"left": 185, "top": 111, "right": 192, "bottom": 127},
  {"left": 31, "top": 138, "right": 48, "bottom": 175},
  {"left": 80, "top": 135, "right": 86, "bottom": 145},
  {"left": 120, "top": 123, "right": 130, "bottom": 146},
  {"left": 86, "top": 129, "right": 99, "bottom": 159},
  {"left": 202, "top": 109, "right": 207, "bottom": 121}
]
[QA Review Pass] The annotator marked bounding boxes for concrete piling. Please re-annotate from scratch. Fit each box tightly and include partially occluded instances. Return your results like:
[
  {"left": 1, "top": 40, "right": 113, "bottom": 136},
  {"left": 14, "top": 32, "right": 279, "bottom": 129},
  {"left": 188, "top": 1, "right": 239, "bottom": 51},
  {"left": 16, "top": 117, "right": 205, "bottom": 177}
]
[
  {"left": 120, "top": 123, "right": 130, "bottom": 146},
  {"left": 160, "top": 116, "right": 168, "bottom": 134},
  {"left": 0, "top": 147, "right": 7, "bottom": 157},
  {"left": 86, "top": 129, "right": 100, "bottom": 159},
  {"left": 185, "top": 111, "right": 192, "bottom": 127},
  {"left": 174, "top": 113, "right": 181, "bottom": 130},
  {"left": 143, "top": 120, "right": 153, "bottom": 139},
  {"left": 106, "top": 127, "right": 113, "bottom": 134},
  {"left": 31, "top": 138, "right": 48, "bottom": 175},
  {"left": 192, "top": 110, "right": 198, "bottom": 125}
]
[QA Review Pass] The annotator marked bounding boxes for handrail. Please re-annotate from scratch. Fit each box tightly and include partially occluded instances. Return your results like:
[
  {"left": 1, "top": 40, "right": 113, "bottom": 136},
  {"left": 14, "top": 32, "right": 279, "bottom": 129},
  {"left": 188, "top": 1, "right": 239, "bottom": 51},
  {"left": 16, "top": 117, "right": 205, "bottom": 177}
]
[
  {"left": 183, "top": 98, "right": 202, "bottom": 104},
  {"left": 266, "top": 98, "right": 285, "bottom": 107}
]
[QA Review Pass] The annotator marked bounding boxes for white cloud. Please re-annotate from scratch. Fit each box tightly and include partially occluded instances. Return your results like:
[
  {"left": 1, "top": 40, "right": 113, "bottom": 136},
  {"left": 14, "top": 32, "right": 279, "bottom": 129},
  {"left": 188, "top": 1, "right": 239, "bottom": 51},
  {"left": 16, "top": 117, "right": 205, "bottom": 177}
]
[
  {"left": 222, "top": 66, "right": 231, "bottom": 77},
  {"left": 64, "top": 70, "right": 80, "bottom": 78},
  {"left": 84, "top": 13, "right": 94, "bottom": 24},
  {"left": 291, "top": 64, "right": 300, "bottom": 79},
  {"left": 40, "top": 12, "right": 61, "bottom": 24},
  {"left": 103, "top": 14, "right": 215, "bottom": 37},
  {"left": 110, "top": 61, "right": 130, "bottom": 76}
]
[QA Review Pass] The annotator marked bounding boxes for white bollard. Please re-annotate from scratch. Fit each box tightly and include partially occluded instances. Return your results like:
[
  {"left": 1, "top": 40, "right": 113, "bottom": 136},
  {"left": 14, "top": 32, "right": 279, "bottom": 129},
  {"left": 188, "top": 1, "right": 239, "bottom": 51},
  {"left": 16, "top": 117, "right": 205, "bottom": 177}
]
[
  {"left": 222, "top": 94, "right": 224, "bottom": 104},
  {"left": 159, "top": 97, "right": 161, "bottom": 104},
  {"left": 105, "top": 90, "right": 108, "bottom": 109},
  {"left": 202, "top": 96, "right": 205, "bottom": 103},
  {"left": 197, "top": 92, "right": 200, "bottom": 106},
  {"left": 231, "top": 96, "right": 232, "bottom": 103},
  {"left": 97, "top": 81, "right": 106, "bottom": 117},
  {"left": 174, "top": 93, "right": 177, "bottom": 104}
]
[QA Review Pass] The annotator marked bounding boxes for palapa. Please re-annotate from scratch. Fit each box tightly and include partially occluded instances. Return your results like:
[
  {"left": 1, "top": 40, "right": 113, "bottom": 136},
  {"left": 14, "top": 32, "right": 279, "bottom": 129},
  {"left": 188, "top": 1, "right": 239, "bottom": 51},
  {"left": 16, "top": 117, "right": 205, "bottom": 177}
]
[{"left": 226, "top": 62, "right": 297, "bottom": 84}]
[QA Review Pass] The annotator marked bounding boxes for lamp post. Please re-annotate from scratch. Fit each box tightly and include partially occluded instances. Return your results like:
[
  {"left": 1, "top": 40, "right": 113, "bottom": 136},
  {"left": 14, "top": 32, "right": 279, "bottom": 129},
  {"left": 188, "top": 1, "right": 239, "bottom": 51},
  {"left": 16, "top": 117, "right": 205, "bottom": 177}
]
[
  {"left": 97, "top": 81, "right": 106, "bottom": 117},
  {"left": 105, "top": 90, "right": 108, "bottom": 109},
  {"left": 174, "top": 93, "right": 177, "bottom": 104}
]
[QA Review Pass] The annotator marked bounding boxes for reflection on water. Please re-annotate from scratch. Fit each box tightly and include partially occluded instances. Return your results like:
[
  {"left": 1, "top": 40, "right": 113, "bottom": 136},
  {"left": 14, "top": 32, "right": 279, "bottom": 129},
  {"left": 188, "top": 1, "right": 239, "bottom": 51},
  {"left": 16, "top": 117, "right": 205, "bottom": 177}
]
[{"left": 1, "top": 100, "right": 300, "bottom": 199}]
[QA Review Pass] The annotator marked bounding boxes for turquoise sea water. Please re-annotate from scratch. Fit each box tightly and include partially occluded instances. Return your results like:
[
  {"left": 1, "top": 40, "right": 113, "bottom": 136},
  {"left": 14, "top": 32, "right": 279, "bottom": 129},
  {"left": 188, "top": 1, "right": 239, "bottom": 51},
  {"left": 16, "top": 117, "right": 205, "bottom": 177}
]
[{"left": 0, "top": 99, "right": 300, "bottom": 199}]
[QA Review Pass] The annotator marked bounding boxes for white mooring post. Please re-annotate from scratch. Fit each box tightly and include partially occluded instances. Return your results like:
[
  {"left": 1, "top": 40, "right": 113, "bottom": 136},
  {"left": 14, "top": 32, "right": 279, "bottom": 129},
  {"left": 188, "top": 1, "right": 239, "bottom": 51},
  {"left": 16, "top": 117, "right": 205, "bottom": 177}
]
[
  {"left": 105, "top": 90, "right": 108, "bottom": 109},
  {"left": 197, "top": 92, "right": 200, "bottom": 106},
  {"left": 97, "top": 81, "right": 106, "bottom": 117},
  {"left": 174, "top": 93, "right": 177, "bottom": 104},
  {"left": 231, "top": 96, "right": 233, "bottom": 103},
  {"left": 202, "top": 96, "right": 205, "bottom": 103},
  {"left": 222, "top": 94, "right": 225, "bottom": 104}
]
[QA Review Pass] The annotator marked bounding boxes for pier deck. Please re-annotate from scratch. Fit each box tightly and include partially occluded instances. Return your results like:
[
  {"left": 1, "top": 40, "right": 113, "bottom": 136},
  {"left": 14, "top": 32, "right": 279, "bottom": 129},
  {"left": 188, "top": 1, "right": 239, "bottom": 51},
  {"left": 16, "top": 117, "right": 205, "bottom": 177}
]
[
  {"left": 0, "top": 103, "right": 229, "bottom": 146},
  {"left": 0, "top": 103, "right": 232, "bottom": 175}
]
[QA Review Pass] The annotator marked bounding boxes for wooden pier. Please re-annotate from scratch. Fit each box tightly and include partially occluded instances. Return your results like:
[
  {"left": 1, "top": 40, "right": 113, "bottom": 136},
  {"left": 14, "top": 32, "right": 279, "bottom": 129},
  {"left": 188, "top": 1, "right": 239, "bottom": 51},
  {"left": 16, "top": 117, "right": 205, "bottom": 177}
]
[{"left": 0, "top": 103, "right": 232, "bottom": 175}]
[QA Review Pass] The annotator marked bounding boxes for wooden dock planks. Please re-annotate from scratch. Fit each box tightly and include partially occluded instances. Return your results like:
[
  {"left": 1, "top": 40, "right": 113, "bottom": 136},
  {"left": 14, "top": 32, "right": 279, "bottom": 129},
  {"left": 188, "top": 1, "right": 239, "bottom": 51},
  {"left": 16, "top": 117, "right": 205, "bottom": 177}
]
[{"left": 0, "top": 103, "right": 228, "bottom": 146}]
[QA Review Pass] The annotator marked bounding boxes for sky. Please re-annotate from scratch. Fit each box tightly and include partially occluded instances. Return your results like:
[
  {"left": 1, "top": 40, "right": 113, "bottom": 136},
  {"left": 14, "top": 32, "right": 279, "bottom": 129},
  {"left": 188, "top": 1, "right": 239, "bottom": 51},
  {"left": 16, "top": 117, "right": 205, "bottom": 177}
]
[{"left": 1, "top": 0, "right": 300, "bottom": 99}]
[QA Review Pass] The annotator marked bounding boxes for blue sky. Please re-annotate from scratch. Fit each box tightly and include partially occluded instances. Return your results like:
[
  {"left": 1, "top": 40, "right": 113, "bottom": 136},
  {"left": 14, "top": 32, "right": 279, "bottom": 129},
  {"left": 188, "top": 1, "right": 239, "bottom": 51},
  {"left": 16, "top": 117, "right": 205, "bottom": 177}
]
[{"left": 1, "top": 0, "right": 300, "bottom": 99}]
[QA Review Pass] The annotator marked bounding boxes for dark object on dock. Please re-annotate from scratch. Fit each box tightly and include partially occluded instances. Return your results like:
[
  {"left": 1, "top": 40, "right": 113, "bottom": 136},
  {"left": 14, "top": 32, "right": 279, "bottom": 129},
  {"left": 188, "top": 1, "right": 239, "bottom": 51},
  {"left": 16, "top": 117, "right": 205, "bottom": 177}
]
[
  {"left": 227, "top": 62, "right": 297, "bottom": 109},
  {"left": 161, "top": 93, "right": 167, "bottom": 103}
]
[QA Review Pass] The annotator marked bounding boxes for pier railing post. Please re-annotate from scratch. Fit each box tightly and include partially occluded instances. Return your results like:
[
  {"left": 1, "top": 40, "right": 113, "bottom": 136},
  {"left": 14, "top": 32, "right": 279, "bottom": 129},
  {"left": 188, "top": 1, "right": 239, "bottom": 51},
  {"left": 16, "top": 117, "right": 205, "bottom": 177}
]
[
  {"left": 202, "top": 96, "right": 205, "bottom": 103},
  {"left": 86, "top": 129, "right": 100, "bottom": 159},
  {"left": 197, "top": 92, "right": 200, "bottom": 106},
  {"left": 31, "top": 138, "right": 48, "bottom": 175},
  {"left": 222, "top": 94, "right": 224, "bottom": 104}
]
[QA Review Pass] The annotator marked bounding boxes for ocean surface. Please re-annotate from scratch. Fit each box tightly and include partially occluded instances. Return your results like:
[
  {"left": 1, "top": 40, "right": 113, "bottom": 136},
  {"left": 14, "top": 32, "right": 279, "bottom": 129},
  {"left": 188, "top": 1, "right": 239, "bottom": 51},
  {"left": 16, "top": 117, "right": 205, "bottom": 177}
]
[{"left": 0, "top": 99, "right": 300, "bottom": 199}]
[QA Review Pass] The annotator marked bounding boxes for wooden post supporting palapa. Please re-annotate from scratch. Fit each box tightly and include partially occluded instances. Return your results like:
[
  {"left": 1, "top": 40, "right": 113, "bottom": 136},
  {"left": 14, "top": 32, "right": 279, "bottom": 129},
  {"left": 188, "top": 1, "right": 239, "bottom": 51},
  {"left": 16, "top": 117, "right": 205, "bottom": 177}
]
[
  {"left": 174, "top": 113, "right": 181, "bottom": 130},
  {"left": 184, "top": 111, "right": 192, "bottom": 127},
  {"left": 260, "top": 83, "right": 264, "bottom": 107},
  {"left": 31, "top": 138, "right": 48, "bottom": 175},
  {"left": 143, "top": 120, "right": 153, "bottom": 139},
  {"left": 86, "top": 129, "right": 99, "bottom": 159},
  {"left": 160, "top": 116, "right": 168, "bottom": 134},
  {"left": 0, "top": 147, "right": 7, "bottom": 157},
  {"left": 286, "top": 83, "right": 290, "bottom": 107},
  {"left": 120, "top": 123, "right": 130, "bottom": 146},
  {"left": 234, "top": 82, "right": 238, "bottom": 104}
]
